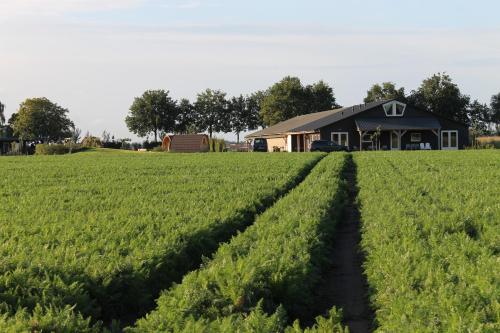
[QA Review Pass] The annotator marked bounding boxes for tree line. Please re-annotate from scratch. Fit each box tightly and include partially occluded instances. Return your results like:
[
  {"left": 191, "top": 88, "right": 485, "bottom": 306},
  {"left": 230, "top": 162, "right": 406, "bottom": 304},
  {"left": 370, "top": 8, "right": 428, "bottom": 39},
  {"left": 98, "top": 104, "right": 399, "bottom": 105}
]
[
  {"left": 1, "top": 73, "right": 499, "bottom": 145},
  {"left": 125, "top": 77, "right": 339, "bottom": 143}
]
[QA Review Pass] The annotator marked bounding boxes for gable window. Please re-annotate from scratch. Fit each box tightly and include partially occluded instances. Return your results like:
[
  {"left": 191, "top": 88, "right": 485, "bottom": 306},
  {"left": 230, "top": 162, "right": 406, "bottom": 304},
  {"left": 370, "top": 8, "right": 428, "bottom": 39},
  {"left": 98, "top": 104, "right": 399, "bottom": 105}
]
[
  {"left": 383, "top": 101, "right": 406, "bottom": 117},
  {"left": 331, "top": 132, "right": 348, "bottom": 146},
  {"left": 410, "top": 133, "right": 421, "bottom": 142},
  {"left": 441, "top": 130, "right": 458, "bottom": 150}
]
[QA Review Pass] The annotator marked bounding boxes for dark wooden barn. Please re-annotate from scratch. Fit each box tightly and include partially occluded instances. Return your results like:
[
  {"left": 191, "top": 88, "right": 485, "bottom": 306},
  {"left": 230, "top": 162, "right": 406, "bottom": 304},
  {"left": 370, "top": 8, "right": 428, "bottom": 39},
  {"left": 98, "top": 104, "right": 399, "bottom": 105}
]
[{"left": 245, "top": 99, "right": 469, "bottom": 152}]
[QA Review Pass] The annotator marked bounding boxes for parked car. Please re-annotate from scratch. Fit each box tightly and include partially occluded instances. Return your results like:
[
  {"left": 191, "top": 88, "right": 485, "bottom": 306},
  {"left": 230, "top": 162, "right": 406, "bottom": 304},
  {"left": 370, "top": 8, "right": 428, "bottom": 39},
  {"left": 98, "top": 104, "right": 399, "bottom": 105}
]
[
  {"left": 310, "top": 140, "right": 350, "bottom": 152},
  {"left": 253, "top": 138, "right": 268, "bottom": 152}
]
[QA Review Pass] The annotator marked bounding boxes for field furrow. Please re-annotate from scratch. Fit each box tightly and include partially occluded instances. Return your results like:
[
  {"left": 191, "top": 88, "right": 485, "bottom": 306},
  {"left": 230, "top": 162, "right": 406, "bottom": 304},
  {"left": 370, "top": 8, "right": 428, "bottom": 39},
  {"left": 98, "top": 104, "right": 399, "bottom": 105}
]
[
  {"left": 127, "top": 153, "right": 349, "bottom": 332},
  {"left": 0, "top": 151, "right": 321, "bottom": 330}
]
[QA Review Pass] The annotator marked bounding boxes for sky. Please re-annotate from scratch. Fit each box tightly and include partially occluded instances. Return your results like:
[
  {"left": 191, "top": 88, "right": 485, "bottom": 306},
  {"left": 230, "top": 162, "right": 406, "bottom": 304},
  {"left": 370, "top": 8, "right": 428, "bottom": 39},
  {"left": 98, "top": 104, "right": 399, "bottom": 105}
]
[{"left": 1, "top": 0, "right": 499, "bottom": 141}]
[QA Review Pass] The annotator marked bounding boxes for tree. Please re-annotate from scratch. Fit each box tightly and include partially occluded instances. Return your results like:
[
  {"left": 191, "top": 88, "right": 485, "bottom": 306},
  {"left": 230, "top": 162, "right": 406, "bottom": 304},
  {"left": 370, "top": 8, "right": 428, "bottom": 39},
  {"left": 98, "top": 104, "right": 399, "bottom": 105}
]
[
  {"left": 70, "top": 127, "right": 82, "bottom": 143},
  {"left": 175, "top": 98, "right": 198, "bottom": 134},
  {"left": 0, "top": 100, "right": 5, "bottom": 125},
  {"left": 260, "top": 76, "right": 309, "bottom": 126},
  {"left": 228, "top": 95, "right": 248, "bottom": 143},
  {"left": 246, "top": 91, "right": 265, "bottom": 128},
  {"left": 260, "top": 77, "right": 337, "bottom": 126},
  {"left": 490, "top": 92, "right": 500, "bottom": 133},
  {"left": 101, "top": 130, "right": 112, "bottom": 143},
  {"left": 125, "top": 90, "right": 177, "bottom": 142},
  {"left": 228, "top": 94, "right": 265, "bottom": 143},
  {"left": 194, "top": 89, "right": 229, "bottom": 138},
  {"left": 13, "top": 97, "right": 74, "bottom": 141},
  {"left": 306, "top": 80, "right": 339, "bottom": 111},
  {"left": 468, "top": 100, "right": 490, "bottom": 141},
  {"left": 364, "top": 82, "right": 406, "bottom": 103},
  {"left": 407, "top": 73, "right": 470, "bottom": 124}
]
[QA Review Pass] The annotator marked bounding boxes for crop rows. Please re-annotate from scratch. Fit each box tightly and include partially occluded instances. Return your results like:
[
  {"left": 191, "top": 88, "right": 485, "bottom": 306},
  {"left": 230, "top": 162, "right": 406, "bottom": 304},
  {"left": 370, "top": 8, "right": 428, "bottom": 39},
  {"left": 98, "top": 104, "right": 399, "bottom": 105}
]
[
  {"left": 128, "top": 153, "right": 349, "bottom": 332},
  {"left": 355, "top": 150, "right": 500, "bottom": 332},
  {"left": 0, "top": 151, "right": 321, "bottom": 331}
]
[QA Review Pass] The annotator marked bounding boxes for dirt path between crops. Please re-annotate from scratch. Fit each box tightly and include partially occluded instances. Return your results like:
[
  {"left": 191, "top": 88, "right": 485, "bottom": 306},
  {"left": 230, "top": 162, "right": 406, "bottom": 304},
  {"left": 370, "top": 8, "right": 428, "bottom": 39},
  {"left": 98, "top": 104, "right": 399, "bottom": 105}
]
[{"left": 307, "top": 155, "right": 374, "bottom": 332}]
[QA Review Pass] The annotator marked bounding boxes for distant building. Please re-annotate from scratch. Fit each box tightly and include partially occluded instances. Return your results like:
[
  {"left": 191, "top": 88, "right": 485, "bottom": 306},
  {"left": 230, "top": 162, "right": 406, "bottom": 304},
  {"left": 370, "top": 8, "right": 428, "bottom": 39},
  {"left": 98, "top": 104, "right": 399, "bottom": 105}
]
[
  {"left": 162, "top": 134, "right": 210, "bottom": 152},
  {"left": 0, "top": 126, "right": 21, "bottom": 155},
  {"left": 245, "top": 99, "right": 468, "bottom": 151}
]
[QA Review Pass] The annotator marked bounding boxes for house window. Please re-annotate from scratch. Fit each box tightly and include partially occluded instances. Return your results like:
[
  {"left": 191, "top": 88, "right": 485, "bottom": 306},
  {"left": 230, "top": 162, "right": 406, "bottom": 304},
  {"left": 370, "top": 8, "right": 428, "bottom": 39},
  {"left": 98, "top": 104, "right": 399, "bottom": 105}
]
[
  {"left": 307, "top": 133, "right": 321, "bottom": 151},
  {"left": 310, "top": 133, "right": 320, "bottom": 142},
  {"left": 331, "top": 132, "right": 349, "bottom": 146},
  {"left": 441, "top": 130, "right": 458, "bottom": 150},
  {"left": 410, "top": 133, "right": 421, "bottom": 142},
  {"left": 383, "top": 101, "right": 406, "bottom": 117}
]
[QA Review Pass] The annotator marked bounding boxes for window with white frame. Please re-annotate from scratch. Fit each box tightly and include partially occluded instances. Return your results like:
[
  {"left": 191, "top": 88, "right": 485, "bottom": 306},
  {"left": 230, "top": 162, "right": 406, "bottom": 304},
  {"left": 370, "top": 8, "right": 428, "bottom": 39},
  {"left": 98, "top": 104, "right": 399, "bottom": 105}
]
[
  {"left": 441, "top": 130, "right": 458, "bottom": 150},
  {"left": 310, "top": 133, "right": 320, "bottom": 142},
  {"left": 410, "top": 133, "right": 421, "bottom": 142},
  {"left": 331, "top": 132, "right": 348, "bottom": 146},
  {"left": 383, "top": 101, "right": 406, "bottom": 117}
]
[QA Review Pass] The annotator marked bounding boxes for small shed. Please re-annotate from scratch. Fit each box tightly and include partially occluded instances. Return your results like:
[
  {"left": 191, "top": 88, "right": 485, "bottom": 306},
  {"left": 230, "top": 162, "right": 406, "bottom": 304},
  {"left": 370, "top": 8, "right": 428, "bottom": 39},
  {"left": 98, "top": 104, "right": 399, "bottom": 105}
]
[{"left": 162, "top": 134, "right": 210, "bottom": 152}]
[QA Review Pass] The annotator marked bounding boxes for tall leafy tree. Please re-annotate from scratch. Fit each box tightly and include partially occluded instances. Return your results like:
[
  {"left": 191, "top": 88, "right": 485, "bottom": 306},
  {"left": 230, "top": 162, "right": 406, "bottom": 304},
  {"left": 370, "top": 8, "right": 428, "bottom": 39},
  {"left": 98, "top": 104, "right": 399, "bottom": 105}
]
[
  {"left": 260, "top": 76, "right": 337, "bottom": 126},
  {"left": 195, "top": 89, "right": 229, "bottom": 138},
  {"left": 306, "top": 80, "right": 339, "bottom": 111},
  {"left": 364, "top": 82, "right": 406, "bottom": 103},
  {"left": 408, "top": 73, "right": 470, "bottom": 124},
  {"left": 490, "top": 92, "right": 500, "bottom": 133},
  {"left": 228, "top": 94, "right": 264, "bottom": 142},
  {"left": 228, "top": 95, "right": 246, "bottom": 143},
  {"left": 467, "top": 100, "right": 490, "bottom": 138},
  {"left": 246, "top": 91, "right": 265, "bottom": 128},
  {"left": 125, "top": 90, "right": 177, "bottom": 142},
  {"left": 260, "top": 76, "right": 308, "bottom": 126},
  {"left": 175, "top": 98, "right": 198, "bottom": 134},
  {"left": 13, "top": 97, "right": 74, "bottom": 141},
  {"left": 0, "top": 100, "right": 5, "bottom": 125}
]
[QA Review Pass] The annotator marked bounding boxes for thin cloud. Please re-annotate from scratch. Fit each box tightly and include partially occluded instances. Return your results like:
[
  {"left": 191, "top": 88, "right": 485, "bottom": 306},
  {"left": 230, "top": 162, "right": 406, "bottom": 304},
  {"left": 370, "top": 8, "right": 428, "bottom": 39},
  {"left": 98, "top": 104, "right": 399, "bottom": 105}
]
[{"left": 0, "top": 0, "right": 145, "bottom": 18}]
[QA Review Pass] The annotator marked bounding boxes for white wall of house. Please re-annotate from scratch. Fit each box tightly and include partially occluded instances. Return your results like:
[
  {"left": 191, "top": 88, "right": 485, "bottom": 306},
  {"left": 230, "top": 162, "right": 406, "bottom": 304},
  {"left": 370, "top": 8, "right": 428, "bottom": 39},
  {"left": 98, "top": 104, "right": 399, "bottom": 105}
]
[{"left": 266, "top": 137, "right": 287, "bottom": 152}]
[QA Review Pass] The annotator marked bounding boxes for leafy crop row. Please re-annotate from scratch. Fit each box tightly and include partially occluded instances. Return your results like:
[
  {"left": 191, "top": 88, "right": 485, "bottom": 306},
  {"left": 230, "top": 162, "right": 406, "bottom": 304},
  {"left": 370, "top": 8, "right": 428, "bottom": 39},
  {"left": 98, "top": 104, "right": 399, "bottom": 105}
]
[
  {"left": 355, "top": 150, "right": 500, "bottom": 332},
  {"left": 128, "top": 153, "right": 349, "bottom": 332},
  {"left": 0, "top": 151, "right": 321, "bottom": 330}
]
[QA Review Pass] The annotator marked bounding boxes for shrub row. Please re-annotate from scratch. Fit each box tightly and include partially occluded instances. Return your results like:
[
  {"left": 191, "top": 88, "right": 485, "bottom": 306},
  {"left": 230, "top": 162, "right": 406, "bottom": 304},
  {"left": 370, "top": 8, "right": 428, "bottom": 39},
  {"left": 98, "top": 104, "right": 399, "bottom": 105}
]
[
  {"left": 128, "top": 153, "right": 349, "bottom": 332},
  {"left": 35, "top": 143, "right": 85, "bottom": 155},
  {"left": 355, "top": 151, "right": 500, "bottom": 332}
]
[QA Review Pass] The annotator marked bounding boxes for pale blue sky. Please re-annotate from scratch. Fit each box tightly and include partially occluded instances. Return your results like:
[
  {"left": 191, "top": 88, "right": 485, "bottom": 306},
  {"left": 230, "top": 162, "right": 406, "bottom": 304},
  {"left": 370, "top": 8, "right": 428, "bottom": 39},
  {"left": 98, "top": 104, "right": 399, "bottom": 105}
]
[{"left": 1, "top": 0, "right": 499, "bottom": 141}]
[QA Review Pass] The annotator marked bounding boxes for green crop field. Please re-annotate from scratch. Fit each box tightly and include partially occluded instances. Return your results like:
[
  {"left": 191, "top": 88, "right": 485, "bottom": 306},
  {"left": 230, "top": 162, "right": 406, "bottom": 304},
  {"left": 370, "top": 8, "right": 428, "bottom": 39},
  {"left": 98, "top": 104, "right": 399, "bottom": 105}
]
[
  {"left": 355, "top": 150, "right": 500, "bottom": 332},
  {"left": 0, "top": 150, "right": 322, "bottom": 331},
  {"left": 0, "top": 149, "right": 498, "bottom": 332}
]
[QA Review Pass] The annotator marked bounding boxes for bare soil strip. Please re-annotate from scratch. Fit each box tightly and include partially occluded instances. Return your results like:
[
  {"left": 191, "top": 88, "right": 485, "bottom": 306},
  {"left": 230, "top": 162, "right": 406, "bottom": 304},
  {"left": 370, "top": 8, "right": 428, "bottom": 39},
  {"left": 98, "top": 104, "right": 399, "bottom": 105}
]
[{"left": 306, "top": 155, "right": 374, "bottom": 333}]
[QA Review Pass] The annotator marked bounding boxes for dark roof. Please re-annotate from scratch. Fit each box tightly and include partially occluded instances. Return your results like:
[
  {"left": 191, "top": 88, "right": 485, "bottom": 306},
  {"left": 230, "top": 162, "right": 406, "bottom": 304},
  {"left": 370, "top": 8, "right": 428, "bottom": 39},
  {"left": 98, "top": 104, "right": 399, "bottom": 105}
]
[
  {"left": 355, "top": 117, "right": 441, "bottom": 131},
  {"left": 245, "top": 100, "right": 389, "bottom": 138}
]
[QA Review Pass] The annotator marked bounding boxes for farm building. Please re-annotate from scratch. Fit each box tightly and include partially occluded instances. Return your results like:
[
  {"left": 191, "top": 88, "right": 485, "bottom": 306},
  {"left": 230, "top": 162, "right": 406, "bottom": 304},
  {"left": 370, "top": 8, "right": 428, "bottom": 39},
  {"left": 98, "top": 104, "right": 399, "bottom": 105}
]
[
  {"left": 245, "top": 99, "right": 469, "bottom": 152},
  {"left": 162, "top": 134, "right": 210, "bottom": 152},
  {"left": 0, "top": 126, "right": 21, "bottom": 155}
]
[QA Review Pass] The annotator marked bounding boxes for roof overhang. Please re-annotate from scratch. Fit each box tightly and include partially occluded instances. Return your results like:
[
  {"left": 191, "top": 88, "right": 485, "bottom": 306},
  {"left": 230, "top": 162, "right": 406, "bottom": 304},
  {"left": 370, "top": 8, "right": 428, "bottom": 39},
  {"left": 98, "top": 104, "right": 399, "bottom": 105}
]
[
  {"left": 355, "top": 117, "right": 441, "bottom": 131},
  {"left": 245, "top": 130, "right": 317, "bottom": 139}
]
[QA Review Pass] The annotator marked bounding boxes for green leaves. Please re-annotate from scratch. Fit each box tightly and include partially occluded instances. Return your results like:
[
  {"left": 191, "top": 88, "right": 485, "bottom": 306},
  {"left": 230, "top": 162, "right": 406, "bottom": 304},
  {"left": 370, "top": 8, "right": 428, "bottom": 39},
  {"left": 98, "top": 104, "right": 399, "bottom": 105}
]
[
  {"left": 12, "top": 97, "right": 74, "bottom": 141},
  {"left": 260, "top": 77, "right": 338, "bottom": 126},
  {"left": 0, "top": 152, "right": 319, "bottom": 329},
  {"left": 125, "top": 90, "right": 177, "bottom": 142},
  {"left": 130, "top": 153, "right": 348, "bottom": 332},
  {"left": 355, "top": 150, "right": 500, "bottom": 332}
]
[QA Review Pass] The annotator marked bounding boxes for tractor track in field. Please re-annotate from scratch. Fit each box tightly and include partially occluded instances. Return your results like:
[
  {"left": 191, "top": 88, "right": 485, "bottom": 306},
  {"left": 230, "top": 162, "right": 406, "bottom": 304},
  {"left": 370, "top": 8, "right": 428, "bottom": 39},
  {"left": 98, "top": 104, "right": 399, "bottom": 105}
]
[
  {"left": 307, "top": 154, "right": 374, "bottom": 332},
  {"left": 110, "top": 154, "right": 326, "bottom": 330}
]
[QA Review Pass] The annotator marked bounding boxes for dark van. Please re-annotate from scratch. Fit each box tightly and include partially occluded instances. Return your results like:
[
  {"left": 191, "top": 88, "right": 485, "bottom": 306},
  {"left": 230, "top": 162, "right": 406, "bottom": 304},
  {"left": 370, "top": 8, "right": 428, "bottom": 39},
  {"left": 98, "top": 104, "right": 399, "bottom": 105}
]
[{"left": 253, "top": 138, "right": 268, "bottom": 152}]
